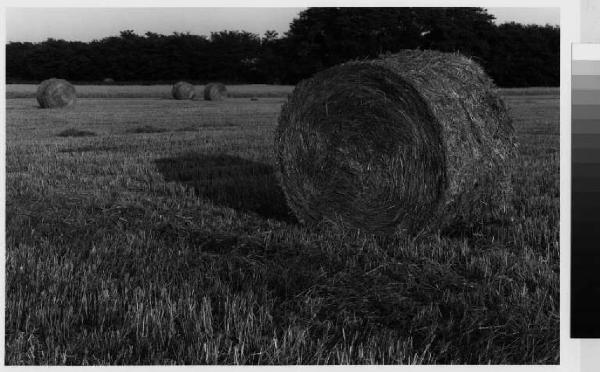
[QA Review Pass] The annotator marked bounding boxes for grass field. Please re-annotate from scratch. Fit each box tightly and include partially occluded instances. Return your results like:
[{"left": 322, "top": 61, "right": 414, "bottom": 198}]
[
  {"left": 5, "top": 83, "right": 558, "bottom": 99},
  {"left": 5, "top": 85, "right": 559, "bottom": 365},
  {"left": 6, "top": 84, "right": 295, "bottom": 99}
]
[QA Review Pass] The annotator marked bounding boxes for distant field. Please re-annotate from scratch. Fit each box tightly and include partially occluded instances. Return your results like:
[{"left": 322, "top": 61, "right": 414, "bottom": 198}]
[
  {"left": 6, "top": 84, "right": 558, "bottom": 99},
  {"left": 5, "top": 87, "right": 559, "bottom": 364},
  {"left": 499, "top": 87, "right": 559, "bottom": 96},
  {"left": 6, "top": 84, "right": 295, "bottom": 99}
]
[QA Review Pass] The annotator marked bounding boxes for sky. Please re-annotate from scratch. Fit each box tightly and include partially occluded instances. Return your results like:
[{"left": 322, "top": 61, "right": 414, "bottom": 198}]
[
  {"left": 6, "top": 7, "right": 560, "bottom": 43},
  {"left": 487, "top": 7, "right": 559, "bottom": 26}
]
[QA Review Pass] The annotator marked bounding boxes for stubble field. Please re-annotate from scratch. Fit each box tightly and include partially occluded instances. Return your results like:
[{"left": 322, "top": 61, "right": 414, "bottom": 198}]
[{"left": 5, "top": 85, "right": 559, "bottom": 365}]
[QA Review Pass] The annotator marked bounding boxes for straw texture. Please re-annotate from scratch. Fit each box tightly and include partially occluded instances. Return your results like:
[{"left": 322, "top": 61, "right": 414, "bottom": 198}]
[
  {"left": 36, "top": 78, "right": 76, "bottom": 108},
  {"left": 275, "top": 49, "right": 517, "bottom": 235},
  {"left": 203, "top": 83, "right": 227, "bottom": 101},
  {"left": 172, "top": 81, "right": 196, "bottom": 100}
]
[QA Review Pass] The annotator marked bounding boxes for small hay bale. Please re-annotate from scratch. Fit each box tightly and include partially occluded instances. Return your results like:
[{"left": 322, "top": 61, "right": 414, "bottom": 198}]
[
  {"left": 36, "top": 78, "right": 76, "bottom": 108},
  {"left": 172, "top": 81, "right": 196, "bottom": 100},
  {"left": 103, "top": 78, "right": 115, "bottom": 84},
  {"left": 203, "top": 82, "right": 227, "bottom": 101},
  {"left": 275, "top": 49, "right": 518, "bottom": 235}
]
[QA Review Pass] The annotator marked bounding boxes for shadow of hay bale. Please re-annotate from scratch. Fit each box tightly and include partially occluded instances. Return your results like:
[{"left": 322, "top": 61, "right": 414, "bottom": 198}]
[{"left": 154, "top": 153, "right": 295, "bottom": 222}]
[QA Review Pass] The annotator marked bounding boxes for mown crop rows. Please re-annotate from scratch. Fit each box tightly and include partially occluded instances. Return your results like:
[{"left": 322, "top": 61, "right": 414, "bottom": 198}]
[{"left": 5, "top": 86, "right": 559, "bottom": 364}]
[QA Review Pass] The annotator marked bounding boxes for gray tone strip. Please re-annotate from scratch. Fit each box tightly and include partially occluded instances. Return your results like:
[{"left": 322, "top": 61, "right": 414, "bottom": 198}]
[
  {"left": 573, "top": 61, "right": 600, "bottom": 75},
  {"left": 573, "top": 75, "right": 600, "bottom": 90}
]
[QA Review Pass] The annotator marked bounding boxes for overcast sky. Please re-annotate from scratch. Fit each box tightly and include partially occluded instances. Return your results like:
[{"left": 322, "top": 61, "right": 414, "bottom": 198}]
[{"left": 6, "top": 7, "right": 560, "bottom": 43}]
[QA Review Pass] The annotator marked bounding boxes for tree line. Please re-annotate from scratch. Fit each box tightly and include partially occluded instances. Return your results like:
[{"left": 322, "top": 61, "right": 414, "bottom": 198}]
[{"left": 6, "top": 7, "right": 559, "bottom": 87}]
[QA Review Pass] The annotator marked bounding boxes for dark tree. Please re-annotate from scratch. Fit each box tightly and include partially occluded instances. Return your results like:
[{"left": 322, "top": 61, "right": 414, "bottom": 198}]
[
  {"left": 280, "top": 7, "right": 500, "bottom": 83},
  {"left": 5, "top": 7, "right": 559, "bottom": 87}
]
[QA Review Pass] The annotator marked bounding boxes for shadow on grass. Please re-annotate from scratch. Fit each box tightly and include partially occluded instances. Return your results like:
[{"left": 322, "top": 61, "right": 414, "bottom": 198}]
[
  {"left": 59, "top": 145, "right": 122, "bottom": 153},
  {"left": 125, "top": 125, "right": 168, "bottom": 134},
  {"left": 155, "top": 153, "right": 295, "bottom": 223},
  {"left": 56, "top": 128, "right": 96, "bottom": 137}
]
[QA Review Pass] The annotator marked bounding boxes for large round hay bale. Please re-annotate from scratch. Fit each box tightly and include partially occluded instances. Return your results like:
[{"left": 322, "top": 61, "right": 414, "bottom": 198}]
[
  {"left": 203, "top": 82, "right": 227, "bottom": 101},
  {"left": 36, "top": 78, "right": 76, "bottom": 108},
  {"left": 275, "top": 49, "right": 518, "bottom": 235},
  {"left": 172, "top": 81, "right": 196, "bottom": 100}
]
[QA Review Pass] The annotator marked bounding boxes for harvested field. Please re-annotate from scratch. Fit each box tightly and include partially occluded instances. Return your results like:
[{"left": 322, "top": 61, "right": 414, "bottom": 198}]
[
  {"left": 7, "top": 83, "right": 294, "bottom": 99},
  {"left": 5, "top": 86, "right": 559, "bottom": 365}
]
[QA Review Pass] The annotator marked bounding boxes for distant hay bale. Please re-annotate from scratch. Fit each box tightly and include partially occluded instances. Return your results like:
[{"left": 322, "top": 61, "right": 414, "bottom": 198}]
[
  {"left": 275, "top": 49, "right": 518, "bottom": 235},
  {"left": 103, "top": 78, "right": 115, "bottom": 84},
  {"left": 172, "top": 81, "right": 196, "bottom": 100},
  {"left": 203, "top": 82, "right": 227, "bottom": 101},
  {"left": 36, "top": 78, "right": 76, "bottom": 108}
]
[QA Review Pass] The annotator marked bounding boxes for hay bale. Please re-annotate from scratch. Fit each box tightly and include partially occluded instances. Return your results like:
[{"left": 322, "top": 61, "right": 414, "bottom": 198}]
[
  {"left": 275, "top": 49, "right": 518, "bottom": 235},
  {"left": 103, "top": 78, "right": 115, "bottom": 84},
  {"left": 36, "top": 78, "right": 76, "bottom": 108},
  {"left": 203, "top": 82, "right": 227, "bottom": 101},
  {"left": 172, "top": 81, "right": 196, "bottom": 100}
]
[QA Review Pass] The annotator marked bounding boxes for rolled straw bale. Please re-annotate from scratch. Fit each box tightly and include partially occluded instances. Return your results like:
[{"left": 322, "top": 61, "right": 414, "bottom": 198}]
[
  {"left": 275, "top": 49, "right": 518, "bottom": 235},
  {"left": 36, "top": 78, "right": 76, "bottom": 108},
  {"left": 172, "top": 81, "right": 196, "bottom": 100},
  {"left": 203, "top": 82, "right": 227, "bottom": 101}
]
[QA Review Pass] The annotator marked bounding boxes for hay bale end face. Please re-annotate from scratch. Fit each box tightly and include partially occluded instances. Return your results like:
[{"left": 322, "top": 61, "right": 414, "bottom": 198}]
[
  {"left": 275, "top": 49, "right": 518, "bottom": 235},
  {"left": 172, "top": 81, "right": 196, "bottom": 100},
  {"left": 204, "top": 82, "right": 227, "bottom": 101},
  {"left": 36, "top": 78, "right": 76, "bottom": 109}
]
